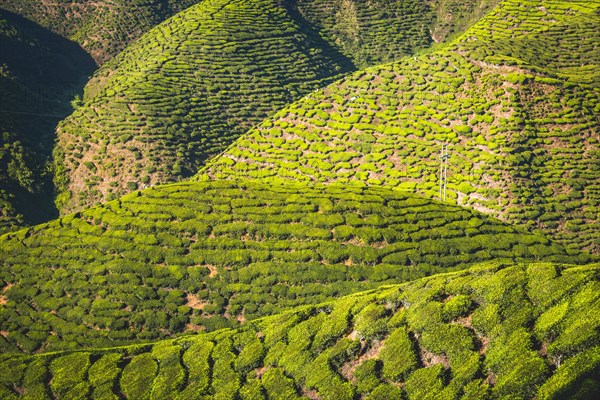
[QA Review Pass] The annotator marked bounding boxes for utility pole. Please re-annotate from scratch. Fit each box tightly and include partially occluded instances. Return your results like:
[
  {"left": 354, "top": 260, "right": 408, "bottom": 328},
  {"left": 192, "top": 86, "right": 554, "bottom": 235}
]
[
  {"left": 439, "top": 144, "right": 445, "bottom": 202},
  {"left": 439, "top": 144, "right": 450, "bottom": 202}
]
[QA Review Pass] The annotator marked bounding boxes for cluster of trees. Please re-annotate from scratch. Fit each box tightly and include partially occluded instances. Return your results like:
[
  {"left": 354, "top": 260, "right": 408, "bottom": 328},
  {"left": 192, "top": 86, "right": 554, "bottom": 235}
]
[
  {"left": 1, "top": 180, "right": 588, "bottom": 353},
  {"left": 1, "top": 262, "right": 598, "bottom": 399}
]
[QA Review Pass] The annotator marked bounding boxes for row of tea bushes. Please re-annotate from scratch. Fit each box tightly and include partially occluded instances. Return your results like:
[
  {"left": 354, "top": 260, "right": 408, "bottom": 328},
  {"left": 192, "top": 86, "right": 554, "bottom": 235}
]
[
  {"left": 1, "top": 179, "right": 589, "bottom": 353},
  {"left": 200, "top": 0, "right": 600, "bottom": 253},
  {"left": 1, "top": 262, "right": 598, "bottom": 399}
]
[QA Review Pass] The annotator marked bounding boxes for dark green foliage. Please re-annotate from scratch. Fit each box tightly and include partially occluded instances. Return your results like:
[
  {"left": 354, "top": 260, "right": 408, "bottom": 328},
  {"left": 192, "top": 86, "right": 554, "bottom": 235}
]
[
  {"left": 0, "top": 0, "right": 200, "bottom": 64},
  {"left": 0, "top": 9, "right": 96, "bottom": 233},
  {"left": 538, "top": 346, "right": 600, "bottom": 400}
]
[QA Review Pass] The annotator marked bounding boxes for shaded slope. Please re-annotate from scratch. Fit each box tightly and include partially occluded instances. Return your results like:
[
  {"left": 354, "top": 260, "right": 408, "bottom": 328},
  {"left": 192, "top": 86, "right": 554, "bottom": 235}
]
[
  {"left": 53, "top": 0, "right": 354, "bottom": 214},
  {"left": 1, "top": 262, "right": 599, "bottom": 399},
  {"left": 200, "top": 0, "right": 600, "bottom": 253},
  {"left": 293, "top": 0, "right": 499, "bottom": 67},
  {"left": 0, "top": 9, "right": 97, "bottom": 233},
  {"left": 0, "top": 180, "right": 588, "bottom": 353},
  {"left": 0, "top": 0, "right": 201, "bottom": 64}
]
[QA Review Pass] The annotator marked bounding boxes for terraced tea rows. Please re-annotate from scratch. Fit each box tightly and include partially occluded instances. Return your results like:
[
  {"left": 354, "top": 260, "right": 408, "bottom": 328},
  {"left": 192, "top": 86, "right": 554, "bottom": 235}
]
[
  {"left": 50, "top": 0, "right": 509, "bottom": 216},
  {"left": 457, "top": 0, "right": 600, "bottom": 85},
  {"left": 53, "top": 0, "right": 356, "bottom": 214},
  {"left": 1, "top": 262, "right": 598, "bottom": 399},
  {"left": 200, "top": 0, "right": 600, "bottom": 253},
  {"left": 293, "top": 0, "right": 498, "bottom": 68},
  {"left": 0, "top": 0, "right": 201, "bottom": 63},
  {"left": 1, "top": 180, "right": 587, "bottom": 353}
]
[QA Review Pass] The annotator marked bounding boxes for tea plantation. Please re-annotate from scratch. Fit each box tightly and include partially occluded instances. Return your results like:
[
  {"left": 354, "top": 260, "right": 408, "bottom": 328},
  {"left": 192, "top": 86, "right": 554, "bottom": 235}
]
[
  {"left": 1, "top": 262, "right": 598, "bottom": 399},
  {"left": 292, "top": 0, "right": 498, "bottom": 68},
  {"left": 458, "top": 0, "right": 600, "bottom": 85},
  {"left": 0, "top": 1, "right": 598, "bottom": 398},
  {"left": 52, "top": 0, "right": 357, "bottom": 215},
  {"left": 1, "top": 179, "right": 589, "bottom": 353},
  {"left": 200, "top": 0, "right": 600, "bottom": 253},
  {"left": 51, "top": 0, "right": 505, "bottom": 216},
  {"left": 0, "top": 0, "right": 201, "bottom": 64}
]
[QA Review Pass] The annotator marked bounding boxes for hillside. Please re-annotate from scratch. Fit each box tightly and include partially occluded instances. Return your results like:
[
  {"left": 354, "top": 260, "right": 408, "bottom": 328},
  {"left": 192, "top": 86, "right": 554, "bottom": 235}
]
[
  {"left": 51, "top": 0, "right": 502, "bottom": 216},
  {"left": 0, "top": 9, "right": 96, "bottom": 233},
  {"left": 200, "top": 0, "right": 600, "bottom": 253},
  {"left": 1, "top": 262, "right": 598, "bottom": 399},
  {"left": 292, "top": 0, "right": 498, "bottom": 68},
  {"left": 51, "top": 0, "right": 355, "bottom": 215},
  {"left": 1, "top": 180, "right": 589, "bottom": 353},
  {"left": 0, "top": 0, "right": 201, "bottom": 64}
]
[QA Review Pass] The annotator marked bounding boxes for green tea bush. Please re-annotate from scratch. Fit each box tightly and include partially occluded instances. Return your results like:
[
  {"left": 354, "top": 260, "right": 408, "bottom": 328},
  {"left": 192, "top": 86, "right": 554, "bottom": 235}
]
[
  {"left": 120, "top": 353, "right": 158, "bottom": 400},
  {"left": 380, "top": 327, "right": 418, "bottom": 381}
]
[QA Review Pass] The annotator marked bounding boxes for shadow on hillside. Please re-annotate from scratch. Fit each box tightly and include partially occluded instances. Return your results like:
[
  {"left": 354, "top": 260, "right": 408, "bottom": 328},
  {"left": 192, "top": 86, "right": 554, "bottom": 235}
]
[
  {"left": 283, "top": 0, "right": 356, "bottom": 73},
  {"left": 0, "top": 8, "right": 97, "bottom": 227}
]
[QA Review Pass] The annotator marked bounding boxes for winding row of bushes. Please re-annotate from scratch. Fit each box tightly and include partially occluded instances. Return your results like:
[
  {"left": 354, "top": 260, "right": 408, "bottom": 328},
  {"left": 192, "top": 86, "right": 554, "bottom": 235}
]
[
  {"left": 1, "top": 180, "right": 589, "bottom": 353},
  {"left": 1, "top": 262, "right": 598, "bottom": 399}
]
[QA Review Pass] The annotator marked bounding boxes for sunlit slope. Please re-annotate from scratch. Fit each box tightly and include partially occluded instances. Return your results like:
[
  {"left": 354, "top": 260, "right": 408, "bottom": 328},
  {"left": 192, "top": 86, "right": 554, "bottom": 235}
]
[
  {"left": 1, "top": 180, "right": 588, "bottom": 353},
  {"left": 0, "top": 0, "right": 201, "bottom": 64},
  {"left": 51, "top": 0, "right": 504, "bottom": 216},
  {"left": 459, "top": 0, "right": 600, "bottom": 85},
  {"left": 1, "top": 262, "right": 598, "bottom": 399},
  {"left": 53, "top": 0, "right": 355, "bottom": 214},
  {"left": 200, "top": 0, "right": 600, "bottom": 253},
  {"left": 0, "top": 9, "right": 96, "bottom": 233}
]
